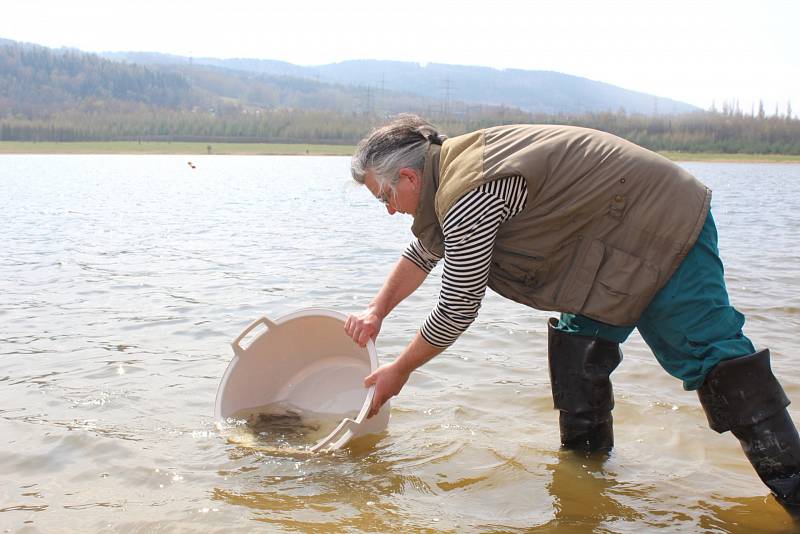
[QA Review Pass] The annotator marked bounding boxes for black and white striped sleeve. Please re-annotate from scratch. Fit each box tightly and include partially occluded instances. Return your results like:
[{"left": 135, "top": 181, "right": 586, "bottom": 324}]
[
  {"left": 420, "top": 175, "right": 528, "bottom": 348},
  {"left": 402, "top": 238, "right": 442, "bottom": 273}
]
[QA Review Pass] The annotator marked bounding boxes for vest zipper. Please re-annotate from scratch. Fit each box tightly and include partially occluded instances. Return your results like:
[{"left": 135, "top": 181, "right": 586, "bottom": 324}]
[{"left": 495, "top": 247, "right": 544, "bottom": 261}]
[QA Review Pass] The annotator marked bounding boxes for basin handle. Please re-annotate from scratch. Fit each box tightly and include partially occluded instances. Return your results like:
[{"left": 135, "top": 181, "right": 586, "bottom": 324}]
[
  {"left": 310, "top": 382, "right": 379, "bottom": 452},
  {"left": 231, "top": 316, "right": 278, "bottom": 356},
  {"left": 310, "top": 417, "right": 361, "bottom": 453}
]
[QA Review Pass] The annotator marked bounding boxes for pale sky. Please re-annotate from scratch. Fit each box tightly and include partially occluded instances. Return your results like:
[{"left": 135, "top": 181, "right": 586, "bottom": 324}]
[{"left": 2, "top": 0, "right": 798, "bottom": 114}]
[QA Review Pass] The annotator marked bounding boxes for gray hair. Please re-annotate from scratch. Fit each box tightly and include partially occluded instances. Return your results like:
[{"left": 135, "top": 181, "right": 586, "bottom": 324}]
[{"left": 351, "top": 114, "right": 445, "bottom": 191}]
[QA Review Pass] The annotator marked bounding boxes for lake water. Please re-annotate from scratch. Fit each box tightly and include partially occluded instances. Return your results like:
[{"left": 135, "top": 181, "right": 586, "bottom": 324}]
[{"left": 1, "top": 155, "right": 799, "bottom": 533}]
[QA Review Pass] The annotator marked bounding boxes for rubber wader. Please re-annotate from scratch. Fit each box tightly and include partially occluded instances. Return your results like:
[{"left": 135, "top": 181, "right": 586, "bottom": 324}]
[
  {"left": 698, "top": 349, "right": 800, "bottom": 511},
  {"left": 547, "top": 318, "right": 623, "bottom": 453}
]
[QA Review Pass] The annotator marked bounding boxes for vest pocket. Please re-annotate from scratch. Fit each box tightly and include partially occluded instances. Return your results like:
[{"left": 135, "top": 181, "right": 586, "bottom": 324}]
[
  {"left": 559, "top": 239, "right": 659, "bottom": 325},
  {"left": 491, "top": 248, "right": 549, "bottom": 290}
]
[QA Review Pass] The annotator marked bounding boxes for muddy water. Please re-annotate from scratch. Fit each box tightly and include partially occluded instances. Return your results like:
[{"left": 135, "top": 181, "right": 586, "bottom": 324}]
[
  {"left": 1, "top": 155, "right": 799, "bottom": 532},
  {"left": 225, "top": 402, "right": 358, "bottom": 452}
]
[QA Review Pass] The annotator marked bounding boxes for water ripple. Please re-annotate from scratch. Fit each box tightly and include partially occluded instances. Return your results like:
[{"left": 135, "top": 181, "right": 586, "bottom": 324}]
[{"left": 0, "top": 156, "right": 798, "bottom": 531}]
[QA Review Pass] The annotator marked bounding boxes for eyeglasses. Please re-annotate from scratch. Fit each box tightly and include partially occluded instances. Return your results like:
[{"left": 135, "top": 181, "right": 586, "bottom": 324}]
[{"left": 377, "top": 185, "right": 394, "bottom": 206}]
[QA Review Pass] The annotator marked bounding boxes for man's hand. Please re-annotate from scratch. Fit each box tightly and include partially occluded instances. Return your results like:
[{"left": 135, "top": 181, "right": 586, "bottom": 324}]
[
  {"left": 345, "top": 307, "right": 383, "bottom": 347},
  {"left": 361, "top": 332, "right": 443, "bottom": 418},
  {"left": 363, "top": 360, "right": 410, "bottom": 418}
]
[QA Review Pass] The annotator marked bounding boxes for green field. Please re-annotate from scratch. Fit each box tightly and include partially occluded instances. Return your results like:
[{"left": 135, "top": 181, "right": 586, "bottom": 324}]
[
  {"left": 0, "top": 141, "right": 355, "bottom": 156},
  {"left": 1, "top": 142, "right": 799, "bottom": 163}
]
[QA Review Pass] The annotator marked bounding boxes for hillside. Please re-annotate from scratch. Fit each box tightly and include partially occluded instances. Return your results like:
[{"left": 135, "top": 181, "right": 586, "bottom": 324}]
[
  {"left": 0, "top": 42, "right": 447, "bottom": 119},
  {"left": 2, "top": 38, "right": 699, "bottom": 120},
  {"left": 104, "top": 52, "right": 699, "bottom": 116},
  {"left": 2, "top": 38, "right": 798, "bottom": 155},
  {"left": 0, "top": 43, "right": 203, "bottom": 116}
]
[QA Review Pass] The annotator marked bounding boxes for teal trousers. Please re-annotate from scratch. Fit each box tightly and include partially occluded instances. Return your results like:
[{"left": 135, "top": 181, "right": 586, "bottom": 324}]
[{"left": 556, "top": 209, "right": 756, "bottom": 390}]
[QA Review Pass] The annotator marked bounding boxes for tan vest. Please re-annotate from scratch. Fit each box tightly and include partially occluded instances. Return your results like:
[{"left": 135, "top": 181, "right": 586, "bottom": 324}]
[{"left": 411, "top": 125, "right": 711, "bottom": 326}]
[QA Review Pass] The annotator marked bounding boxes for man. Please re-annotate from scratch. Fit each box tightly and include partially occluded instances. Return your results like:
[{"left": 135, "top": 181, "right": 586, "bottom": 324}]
[{"left": 344, "top": 114, "right": 800, "bottom": 509}]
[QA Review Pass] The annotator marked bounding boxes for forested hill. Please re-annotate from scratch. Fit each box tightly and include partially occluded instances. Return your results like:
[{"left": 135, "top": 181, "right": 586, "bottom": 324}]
[
  {"left": 1, "top": 39, "right": 799, "bottom": 154},
  {"left": 0, "top": 42, "right": 442, "bottom": 118},
  {"left": 0, "top": 38, "right": 702, "bottom": 119},
  {"left": 104, "top": 53, "right": 700, "bottom": 116},
  {"left": 0, "top": 43, "right": 201, "bottom": 115}
]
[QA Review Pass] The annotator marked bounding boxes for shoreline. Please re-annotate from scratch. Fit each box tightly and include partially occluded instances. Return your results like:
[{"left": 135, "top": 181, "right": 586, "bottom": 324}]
[
  {"left": 657, "top": 151, "right": 800, "bottom": 163},
  {"left": 1, "top": 142, "right": 799, "bottom": 163}
]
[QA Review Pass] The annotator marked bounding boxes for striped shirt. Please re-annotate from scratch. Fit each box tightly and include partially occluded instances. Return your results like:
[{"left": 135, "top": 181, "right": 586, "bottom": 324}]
[{"left": 403, "top": 175, "right": 528, "bottom": 347}]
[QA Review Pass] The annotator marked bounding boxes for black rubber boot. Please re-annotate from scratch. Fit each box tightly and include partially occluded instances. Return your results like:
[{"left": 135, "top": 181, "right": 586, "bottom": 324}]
[
  {"left": 698, "top": 349, "right": 800, "bottom": 510},
  {"left": 547, "top": 317, "right": 623, "bottom": 453}
]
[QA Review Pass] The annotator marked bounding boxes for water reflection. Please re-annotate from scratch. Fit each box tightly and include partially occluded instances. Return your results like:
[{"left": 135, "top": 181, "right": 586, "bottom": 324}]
[
  {"left": 214, "top": 435, "right": 425, "bottom": 532},
  {"left": 537, "top": 449, "right": 798, "bottom": 533},
  {"left": 702, "top": 495, "right": 797, "bottom": 533},
  {"left": 538, "top": 451, "right": 642, "bottom": 532}
]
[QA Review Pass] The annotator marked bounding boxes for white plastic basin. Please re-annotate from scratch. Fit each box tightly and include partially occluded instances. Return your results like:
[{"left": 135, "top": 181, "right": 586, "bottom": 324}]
[{"left": 215, "top": 308, "right": 390, "bottom": 452}]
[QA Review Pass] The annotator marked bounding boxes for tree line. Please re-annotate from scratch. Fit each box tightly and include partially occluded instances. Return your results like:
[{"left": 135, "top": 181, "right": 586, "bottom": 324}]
[{"left": 3, "top": 108, "right": 799, "bottom": 155}]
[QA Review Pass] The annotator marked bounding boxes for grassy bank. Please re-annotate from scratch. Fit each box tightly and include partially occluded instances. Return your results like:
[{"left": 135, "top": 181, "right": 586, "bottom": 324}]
[
  {"left": 0, "top": 141, "right": 355, "bottom": 156},
  {"left": 1, "top": 142, "right": 799, "bottom": 163},
  {"left": 658, "top": 151, "right": 800, "bottom": 163}
]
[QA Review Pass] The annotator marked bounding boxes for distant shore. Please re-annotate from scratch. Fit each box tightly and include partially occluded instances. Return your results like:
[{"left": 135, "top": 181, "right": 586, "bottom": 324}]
[
  {"left": 0, "top": 141, "right": 354, "bottom": 156},
  {"left": 1, "top": 142, "right": 799, "bottom": 163}
]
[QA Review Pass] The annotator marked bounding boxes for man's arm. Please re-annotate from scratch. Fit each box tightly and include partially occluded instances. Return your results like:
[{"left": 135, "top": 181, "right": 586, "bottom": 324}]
[
  {"left": 344, "top": 255, "right": 429, "bottom": 347},
  {"left": 360, "top": 176, "right": 529, "bottom": 417}
]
